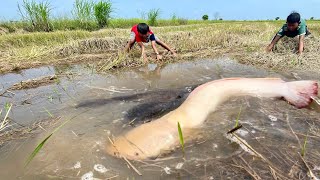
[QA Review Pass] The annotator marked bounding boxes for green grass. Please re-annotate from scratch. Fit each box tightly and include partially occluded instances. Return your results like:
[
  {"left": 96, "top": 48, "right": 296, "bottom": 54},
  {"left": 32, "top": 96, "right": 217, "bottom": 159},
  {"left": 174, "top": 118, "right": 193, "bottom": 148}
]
[
  {"left": 177, "top": 122, "right": 185, "bottom": 157},
  {"left": 0, "top": 18, "right": 237, "bottom": 32},
  {"left": 147, "top": 9, "right": 160, "bottom": 26},
  {"left": 73, "top": 0, "right": 94, "bottom": 22},
  {"left": 235, "top": 106, "right": 242, "bottom": 127},
  {"left": 18, "top": 0, "right": 53, "bottom": 32},
  {"left": 72, "top": 0, "right": 97, "bottom": 30},
  {"left": 25, "top": 133, "right": 53, "bottom": 167},
  {"left": 227, "top": 106, "right": 243, "bottom": 134},
  {"left": 301, "top": 134, "right": 308, "bottom": 157},
  {"left": 51, "top": 18, "right": 98, "bottom": 31},
  {"left": 94, "top": 0, "right": 112, "bottom": 28}
]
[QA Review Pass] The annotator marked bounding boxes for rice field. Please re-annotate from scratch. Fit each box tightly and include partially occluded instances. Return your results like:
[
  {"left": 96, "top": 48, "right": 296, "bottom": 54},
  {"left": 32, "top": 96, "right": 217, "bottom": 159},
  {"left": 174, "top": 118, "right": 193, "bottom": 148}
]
[{"left": 0, "top": 20, "right": 320, "bottom": 73}]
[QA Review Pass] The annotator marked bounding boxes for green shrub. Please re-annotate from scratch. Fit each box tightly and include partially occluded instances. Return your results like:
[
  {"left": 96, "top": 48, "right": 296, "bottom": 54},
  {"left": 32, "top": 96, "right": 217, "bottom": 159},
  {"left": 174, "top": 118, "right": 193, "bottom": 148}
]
[
  {"left": 93, "top": 0, "right": 112, "bottom": 28},
  {"left": 202, "top": 14, "right": 209, "bottom": 21},
  {"left": 147, "top": 9, "right": 160, "bottom": 26},
  {"left": 72, "top": 0, "right": 95, "bottom": 30},
  {"left": 18, "top": 0, "right": 53, "bottom": 32}
]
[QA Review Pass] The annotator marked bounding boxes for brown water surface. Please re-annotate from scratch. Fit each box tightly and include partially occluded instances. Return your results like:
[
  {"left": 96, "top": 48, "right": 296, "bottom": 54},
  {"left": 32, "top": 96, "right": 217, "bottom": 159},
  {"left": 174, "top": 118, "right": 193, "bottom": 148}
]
[{"left": 0, "top": 58, "right": 319, "bottom": 179}]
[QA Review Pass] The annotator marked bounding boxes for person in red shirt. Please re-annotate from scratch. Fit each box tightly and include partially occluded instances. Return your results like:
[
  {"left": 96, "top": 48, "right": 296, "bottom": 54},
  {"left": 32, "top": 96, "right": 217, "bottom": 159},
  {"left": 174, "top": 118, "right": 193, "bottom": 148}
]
[{"left": 125, "top": 23, "right": 177, "bottom": 62}]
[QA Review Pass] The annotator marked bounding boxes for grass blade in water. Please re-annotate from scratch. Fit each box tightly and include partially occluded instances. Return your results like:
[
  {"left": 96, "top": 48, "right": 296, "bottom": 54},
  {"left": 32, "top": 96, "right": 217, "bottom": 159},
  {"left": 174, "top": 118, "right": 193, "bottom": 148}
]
[
  {"left": 43, "top": 107, "right": 54, "bottom": 118},
  {"left": 24, "top": 110, "right": 89, "bottom": 167},
  {"left": 235, "top": 106, "right": 242, "bottom": 127},
  {"left": 0, "top": 103, "right": 12, "bottom": 131},
  {"left": 177, "top": 122, "right": 185, "bottom": 155},
  {"left": 301, "top": 134, "right": 308, "bottom": 157},
  {"left": 24, "top": 134, "right": 53, "bottom": 167}
]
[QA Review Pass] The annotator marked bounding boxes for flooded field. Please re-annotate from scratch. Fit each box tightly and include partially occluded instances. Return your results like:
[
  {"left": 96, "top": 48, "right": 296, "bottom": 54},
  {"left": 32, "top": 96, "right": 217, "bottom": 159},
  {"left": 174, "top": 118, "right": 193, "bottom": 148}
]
[{"left": 0, "top": 58, "right": 319, "bottom": 179}]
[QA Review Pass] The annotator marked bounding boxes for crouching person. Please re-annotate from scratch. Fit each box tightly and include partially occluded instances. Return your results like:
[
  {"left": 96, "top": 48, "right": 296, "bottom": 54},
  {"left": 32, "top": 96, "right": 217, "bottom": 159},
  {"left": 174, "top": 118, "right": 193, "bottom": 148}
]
[
  {"left": 125, "top": 23, "right": 177, "bottom": 62},
  {"left": 266, "top": 12, "right": 311, "bottom": 55}
]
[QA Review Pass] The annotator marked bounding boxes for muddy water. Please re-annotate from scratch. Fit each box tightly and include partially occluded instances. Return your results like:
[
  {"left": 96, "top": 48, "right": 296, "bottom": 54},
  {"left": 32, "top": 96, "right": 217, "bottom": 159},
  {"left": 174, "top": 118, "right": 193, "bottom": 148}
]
[{"left": 0, "top": 59, "right": 319, "bottom": 179}]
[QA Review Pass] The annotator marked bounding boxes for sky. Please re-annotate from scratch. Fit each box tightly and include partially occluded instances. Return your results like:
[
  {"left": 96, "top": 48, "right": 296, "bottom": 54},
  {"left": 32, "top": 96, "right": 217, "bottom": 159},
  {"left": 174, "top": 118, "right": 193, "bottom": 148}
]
[{"left": 0, "top": 0, "right": 319, "bottom": 21}]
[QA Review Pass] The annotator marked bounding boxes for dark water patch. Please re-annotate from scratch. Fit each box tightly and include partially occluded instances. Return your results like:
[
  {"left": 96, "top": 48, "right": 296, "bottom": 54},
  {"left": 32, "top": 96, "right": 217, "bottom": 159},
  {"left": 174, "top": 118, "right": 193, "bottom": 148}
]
[{"left": 76, "top": 85, "right": 199, "bottom": 123}]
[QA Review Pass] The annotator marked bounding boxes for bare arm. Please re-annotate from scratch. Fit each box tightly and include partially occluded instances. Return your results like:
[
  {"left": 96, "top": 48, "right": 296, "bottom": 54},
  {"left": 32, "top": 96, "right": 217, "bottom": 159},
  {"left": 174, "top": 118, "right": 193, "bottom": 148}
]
[
  {"left": 124, "top": 40, "right": 135, "bottom": 52},
  {"left": 137, "top": 42, "right": 147, "bottom": 62},
  {"left": 298, "top": 35, "right": 305, "bottom": 55},
  {"left": 151, "top": 41, "right": 162, "bottom": 60},
  {"left": 266, "top": 35, "right": 281, "bottom": 52},
  {"left": 156, "top": 39, "right": 177, "bottom": 56}
]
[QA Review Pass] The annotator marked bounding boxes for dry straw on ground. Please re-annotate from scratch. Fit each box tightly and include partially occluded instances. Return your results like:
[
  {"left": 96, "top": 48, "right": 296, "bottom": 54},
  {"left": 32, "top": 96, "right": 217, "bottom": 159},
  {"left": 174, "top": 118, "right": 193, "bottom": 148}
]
[{"left": 1, "top": 22, "right": 320, "bottom": 73}]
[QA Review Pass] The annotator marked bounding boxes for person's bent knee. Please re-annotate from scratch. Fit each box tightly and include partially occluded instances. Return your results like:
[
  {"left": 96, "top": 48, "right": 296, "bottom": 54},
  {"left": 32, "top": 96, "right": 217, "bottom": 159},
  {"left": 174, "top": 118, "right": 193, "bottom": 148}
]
[{"left": 129, "top": 39, "right": 135, "bottom": 44}]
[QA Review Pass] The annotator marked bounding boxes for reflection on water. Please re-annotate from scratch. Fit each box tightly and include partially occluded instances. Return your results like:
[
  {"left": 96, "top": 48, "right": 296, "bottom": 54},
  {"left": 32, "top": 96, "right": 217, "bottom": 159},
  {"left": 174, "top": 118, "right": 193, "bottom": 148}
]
[{"left": 0, "top": 58, "right": 319, "bottom": 179}]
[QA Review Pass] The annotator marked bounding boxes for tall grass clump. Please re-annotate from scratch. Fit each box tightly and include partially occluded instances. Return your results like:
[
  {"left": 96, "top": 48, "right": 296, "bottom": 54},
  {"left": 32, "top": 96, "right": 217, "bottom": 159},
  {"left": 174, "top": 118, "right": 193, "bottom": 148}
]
[
  {"left": 72, "top": 0, "right": 97, "bottom": 30},
  {"left": 147, "top": 9, "right": 160, "bottom": 26},
  {"left": 18, "top": 0, "right": 53, "bottom": 32},
  {"left": 93, "top": 0, "right": 112, "bottom": 28},
  {"left": 170, "top": 14, "right": 179, "bottom": 26},
  {"left": 137, "top": 10, "right": 147, "bottom": 20}
]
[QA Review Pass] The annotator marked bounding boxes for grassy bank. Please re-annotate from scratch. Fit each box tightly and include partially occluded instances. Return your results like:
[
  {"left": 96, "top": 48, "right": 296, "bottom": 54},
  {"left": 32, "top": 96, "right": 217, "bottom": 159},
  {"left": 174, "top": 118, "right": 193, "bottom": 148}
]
[
  {"left": 0, "top": 18, "right": 226, "bottom": 32},
  {"left": 0, "top": 21, "right": 320, "bottom": 73}
]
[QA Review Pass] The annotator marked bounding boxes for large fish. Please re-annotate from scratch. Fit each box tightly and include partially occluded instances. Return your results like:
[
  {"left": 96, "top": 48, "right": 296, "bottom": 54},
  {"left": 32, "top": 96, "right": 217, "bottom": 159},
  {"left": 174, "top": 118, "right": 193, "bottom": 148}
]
[{"left": 106, "top": 78, "right": 318, "bottom": 160}]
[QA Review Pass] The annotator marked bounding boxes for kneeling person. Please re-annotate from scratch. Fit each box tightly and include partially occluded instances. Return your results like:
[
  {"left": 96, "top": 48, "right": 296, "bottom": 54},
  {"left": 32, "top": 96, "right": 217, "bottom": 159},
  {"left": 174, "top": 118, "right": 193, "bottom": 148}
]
[
  {"left": 266, "top": 12, "right": 311, "bottom": 55},
  {"left": 125, "top": 23, "right": 177, "bottom": 62}
]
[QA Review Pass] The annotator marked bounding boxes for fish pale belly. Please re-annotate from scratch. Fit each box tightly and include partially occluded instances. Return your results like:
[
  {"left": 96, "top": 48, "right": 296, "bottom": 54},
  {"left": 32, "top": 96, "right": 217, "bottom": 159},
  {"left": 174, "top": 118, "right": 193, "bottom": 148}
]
[{"left": 106, "top": 119, "right": 180, "bottom": 160}]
